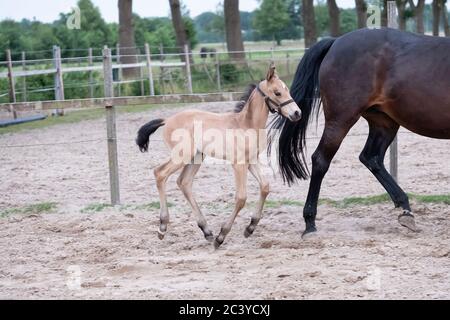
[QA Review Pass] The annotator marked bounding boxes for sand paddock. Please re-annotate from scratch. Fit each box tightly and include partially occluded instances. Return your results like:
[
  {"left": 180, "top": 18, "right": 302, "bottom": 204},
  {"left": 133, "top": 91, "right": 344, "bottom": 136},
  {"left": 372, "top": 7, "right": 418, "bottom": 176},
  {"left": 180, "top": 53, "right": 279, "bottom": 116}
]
[{"left": 0, "top": 102, "right": 449, "bottom": 299}]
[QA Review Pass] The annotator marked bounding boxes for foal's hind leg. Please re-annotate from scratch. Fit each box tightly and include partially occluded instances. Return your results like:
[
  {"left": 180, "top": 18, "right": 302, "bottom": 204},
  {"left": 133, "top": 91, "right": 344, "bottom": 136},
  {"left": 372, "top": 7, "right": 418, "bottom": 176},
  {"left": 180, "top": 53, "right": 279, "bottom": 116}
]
[
  {"left": 360, "top": 111, "right": 416, "bottom": 231},
  {"left": 177, "top": 163, "right": 214, "bottom": 241},
  {"left": 244, "top": 164, "right": 269, "bottom": 238},
  {"left": 214, "top": 164, "right": 248, "bottom": 248},
  {"left": 154, "top": 159, "right": 184, "bottom": 239}
]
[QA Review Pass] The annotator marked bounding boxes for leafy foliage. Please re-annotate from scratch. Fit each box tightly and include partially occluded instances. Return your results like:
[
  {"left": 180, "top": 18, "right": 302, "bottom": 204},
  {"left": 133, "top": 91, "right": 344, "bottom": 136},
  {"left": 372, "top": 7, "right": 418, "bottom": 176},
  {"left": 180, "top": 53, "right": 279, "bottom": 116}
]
[
  {"left": 253, "top": 0, "right": 291, "bottom": 45},
  {"left": 0, "top": 0, "right": 198, "bottom": 60}
]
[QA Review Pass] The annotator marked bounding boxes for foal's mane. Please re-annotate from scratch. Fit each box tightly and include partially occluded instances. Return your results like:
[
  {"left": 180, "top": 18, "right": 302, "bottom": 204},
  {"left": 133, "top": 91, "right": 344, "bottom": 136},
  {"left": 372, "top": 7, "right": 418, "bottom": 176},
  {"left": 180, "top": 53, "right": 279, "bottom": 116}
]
[{"left": 234, "top": 84, "right": 257, "bottom": 113}]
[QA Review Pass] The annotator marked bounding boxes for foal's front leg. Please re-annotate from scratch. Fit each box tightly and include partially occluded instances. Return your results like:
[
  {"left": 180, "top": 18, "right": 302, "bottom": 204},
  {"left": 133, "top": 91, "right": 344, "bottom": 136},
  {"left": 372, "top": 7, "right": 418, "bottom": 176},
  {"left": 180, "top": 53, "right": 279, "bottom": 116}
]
[
  {"left": 214, "top": 164, "right": 248, "bottom": 249},
  {"left": 244, "top": 164, "right": 269, "bottom": 238},
  {"left": 177, "top": 163, "right": 214, "bottom": 241}
]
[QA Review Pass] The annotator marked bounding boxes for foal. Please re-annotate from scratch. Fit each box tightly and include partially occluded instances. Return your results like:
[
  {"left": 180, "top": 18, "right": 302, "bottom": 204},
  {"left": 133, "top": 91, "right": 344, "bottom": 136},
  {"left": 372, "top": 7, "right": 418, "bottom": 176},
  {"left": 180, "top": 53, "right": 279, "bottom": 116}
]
[{"left": 136, "top": 64, "right": 301, "bottom": 248}]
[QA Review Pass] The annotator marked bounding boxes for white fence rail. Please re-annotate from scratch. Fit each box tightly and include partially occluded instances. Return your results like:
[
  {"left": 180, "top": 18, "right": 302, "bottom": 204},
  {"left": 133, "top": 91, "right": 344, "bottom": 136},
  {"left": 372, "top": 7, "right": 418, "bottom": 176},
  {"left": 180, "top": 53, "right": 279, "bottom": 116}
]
[{"left": 0, "top": 44, "right": 305, "bottom": 105}]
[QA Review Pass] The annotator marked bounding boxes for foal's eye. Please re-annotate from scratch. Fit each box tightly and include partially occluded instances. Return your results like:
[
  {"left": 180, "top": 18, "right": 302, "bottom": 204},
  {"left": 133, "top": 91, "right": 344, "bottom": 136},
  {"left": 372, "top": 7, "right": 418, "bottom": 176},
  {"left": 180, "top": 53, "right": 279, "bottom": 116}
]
[{"left": 275, "top": 92, "right": 281, "bottom": 96}]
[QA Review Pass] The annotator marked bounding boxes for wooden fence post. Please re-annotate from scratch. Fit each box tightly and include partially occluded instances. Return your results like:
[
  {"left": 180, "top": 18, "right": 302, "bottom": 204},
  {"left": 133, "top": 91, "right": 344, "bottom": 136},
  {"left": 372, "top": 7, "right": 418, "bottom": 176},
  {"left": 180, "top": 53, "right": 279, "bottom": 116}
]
[
  {"left": 53, "top": 45, "right": 65, "bottom": 116},
  {"left": 116, "top": 44, "right": 121, "bottom": 97},
  {"left": 286, "top": 52, "right": 290, "bottom": 76},
  {"left": 102, "top": 46, "right": 121, "bottom": 206},
  {"left": 184, "top": 44, "right": 193, "bottom": 94},
  {"left": 21, "top": 51, "right": 27, "bottom": 102},
  {"left": 88, "top": 48, "right": 94, "bottom": 98},
  {"left": 215, "top": 53, "right": 221, "bottom": 91},
  {"left": 137, "top": 48, "right": 145, "bottom": 96},
  {"left": 387, "top": 1, "right": 398, "bottom": 182},
  {"left": 159, "top": 43, "right": 164, "bottom": 62},
  {"left": 144, "top": 43, "right": 155, "bottom": 96},
  {"left": 6, "top": 49, "right": 17, "bottom": 119}
]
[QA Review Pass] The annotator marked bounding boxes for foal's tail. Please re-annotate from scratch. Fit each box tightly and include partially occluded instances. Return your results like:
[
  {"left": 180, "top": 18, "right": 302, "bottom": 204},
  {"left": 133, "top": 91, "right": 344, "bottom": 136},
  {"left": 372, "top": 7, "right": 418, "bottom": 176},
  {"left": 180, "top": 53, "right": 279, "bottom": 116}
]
[
  {"left": 136, "top": 118, "right": 165, "bottom": 152},
  {"left": 269, "top": 38, "right": 335, "bottom": 184}
]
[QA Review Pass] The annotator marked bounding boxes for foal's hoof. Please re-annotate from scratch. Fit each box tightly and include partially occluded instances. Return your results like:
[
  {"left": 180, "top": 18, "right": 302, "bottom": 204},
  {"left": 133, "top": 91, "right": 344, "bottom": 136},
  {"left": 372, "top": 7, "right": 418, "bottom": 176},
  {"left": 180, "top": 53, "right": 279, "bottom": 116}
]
[
  {"left": 205, "top": 234, "right": 214, "bottom": 242},
  {"left": 244, "top": 227, "right": 254, "bottom": 238},
  {"left": 157, "top": 230, "right": 166, "bottom": 240},
  {"left": 301, "top": 226, "right": 317, "bottom": 239},
  {"left": 398, "top": 212, "right": 417, "bottom": 232}
]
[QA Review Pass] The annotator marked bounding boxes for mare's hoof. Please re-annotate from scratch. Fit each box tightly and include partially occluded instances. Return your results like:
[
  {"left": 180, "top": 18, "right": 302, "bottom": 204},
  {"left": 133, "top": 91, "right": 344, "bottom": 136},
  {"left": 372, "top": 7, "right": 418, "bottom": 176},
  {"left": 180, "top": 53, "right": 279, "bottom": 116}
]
[
  {"left": 301, "top": 226, "right": 317, "bottom": 239},
  {"left": 398, "top": 212, "right": 417, "bottom": 232}
]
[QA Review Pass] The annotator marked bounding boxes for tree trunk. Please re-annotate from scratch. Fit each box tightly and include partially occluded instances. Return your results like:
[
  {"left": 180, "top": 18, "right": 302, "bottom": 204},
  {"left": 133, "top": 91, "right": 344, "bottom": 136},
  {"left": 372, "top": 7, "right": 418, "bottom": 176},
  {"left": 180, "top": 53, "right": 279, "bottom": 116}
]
[
  {"left": 168, "top": 0, "right": 191, "bottom": 63},
  {"left": 381, "top": 0, "right": 388, "bottom": 27},
  {"left": 442, "top": 0, "right": 450, "bottom": 36},
  {"left": 224, "top": 0, "right": 245, "bottom": 60},
  {"left": 327, "top": 0, "right": 340, "bottom": 36},
  {"left": 409, "top": 0, "right": 425, "bottom": 34},
  {"left": 302, "top": 0, "right": 317, "bottom": 48},
  {"left": 432, "top": 0, "right": 441, "bottom": 36},
  {"left": 118, "top": 0, "right": 138, "bottom": 79},
  {"left": 397, "top": 0, "right": 408, "bottom": 31},
  {"left": 355, "top": 0, "right": 367, "bottom": 29}
]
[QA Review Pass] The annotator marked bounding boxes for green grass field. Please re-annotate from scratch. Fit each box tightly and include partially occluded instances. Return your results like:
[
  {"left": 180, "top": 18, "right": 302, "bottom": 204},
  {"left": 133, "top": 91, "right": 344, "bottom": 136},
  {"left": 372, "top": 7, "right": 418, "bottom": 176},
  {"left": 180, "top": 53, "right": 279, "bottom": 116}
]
[
  {"left": 2, "top": 193, "right": 449, "bottom": 218},
  {"left": 260, "top": 193, "right": 450, "bottom": 209}
]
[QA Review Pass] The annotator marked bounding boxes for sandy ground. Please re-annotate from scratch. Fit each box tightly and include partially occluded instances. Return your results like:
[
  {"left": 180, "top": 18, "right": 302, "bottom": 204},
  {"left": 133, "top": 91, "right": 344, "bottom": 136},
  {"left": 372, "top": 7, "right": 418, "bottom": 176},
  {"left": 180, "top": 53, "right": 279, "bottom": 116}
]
[{"left": 0, "top": 102, "right": 449, "bottom": 299}]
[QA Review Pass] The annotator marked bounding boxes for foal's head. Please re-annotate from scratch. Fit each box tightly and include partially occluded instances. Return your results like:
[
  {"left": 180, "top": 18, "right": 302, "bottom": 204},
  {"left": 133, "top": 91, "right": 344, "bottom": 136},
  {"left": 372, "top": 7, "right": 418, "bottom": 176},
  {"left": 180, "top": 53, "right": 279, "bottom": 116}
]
[{"left": 261, "top": 63, "right": 301, "bottom": 122}]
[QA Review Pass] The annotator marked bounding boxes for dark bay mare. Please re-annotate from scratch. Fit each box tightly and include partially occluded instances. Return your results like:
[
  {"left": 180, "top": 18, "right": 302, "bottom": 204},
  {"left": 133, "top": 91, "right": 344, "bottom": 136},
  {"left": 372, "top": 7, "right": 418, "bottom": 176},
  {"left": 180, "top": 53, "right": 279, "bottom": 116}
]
[{"left": 272, "top": 28, "right": 450, "bottom": 236}]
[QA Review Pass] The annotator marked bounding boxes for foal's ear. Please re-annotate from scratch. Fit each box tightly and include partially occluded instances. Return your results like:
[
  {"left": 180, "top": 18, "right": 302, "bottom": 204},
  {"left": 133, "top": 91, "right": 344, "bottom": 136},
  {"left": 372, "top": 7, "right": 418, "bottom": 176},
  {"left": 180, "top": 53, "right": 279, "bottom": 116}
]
[{"left": 266, "top": 62, "right": 276, "bottom": 82}]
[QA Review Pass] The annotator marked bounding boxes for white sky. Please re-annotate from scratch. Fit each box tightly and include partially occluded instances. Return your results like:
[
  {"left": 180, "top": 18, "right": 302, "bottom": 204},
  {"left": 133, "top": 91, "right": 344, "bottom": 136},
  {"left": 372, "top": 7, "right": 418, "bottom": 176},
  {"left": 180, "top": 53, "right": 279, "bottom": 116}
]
[{"left": 0, "top": 0, "right": 390, "bottom": 23}]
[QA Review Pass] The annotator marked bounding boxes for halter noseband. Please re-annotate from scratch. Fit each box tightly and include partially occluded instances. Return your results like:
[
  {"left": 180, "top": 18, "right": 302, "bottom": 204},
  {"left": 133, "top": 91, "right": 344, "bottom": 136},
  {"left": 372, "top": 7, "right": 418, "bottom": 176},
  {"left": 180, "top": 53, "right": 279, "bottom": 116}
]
[{"left": 256, "top": 84, "right": 294, "bottom": 114}]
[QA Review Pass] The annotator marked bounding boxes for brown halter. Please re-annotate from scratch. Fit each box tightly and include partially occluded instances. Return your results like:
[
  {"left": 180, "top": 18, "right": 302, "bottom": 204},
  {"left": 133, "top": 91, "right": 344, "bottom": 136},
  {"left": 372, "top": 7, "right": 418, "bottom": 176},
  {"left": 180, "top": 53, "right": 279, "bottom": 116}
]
[{"left": 256, "top": 84, "right": 295, "bottom": 114}]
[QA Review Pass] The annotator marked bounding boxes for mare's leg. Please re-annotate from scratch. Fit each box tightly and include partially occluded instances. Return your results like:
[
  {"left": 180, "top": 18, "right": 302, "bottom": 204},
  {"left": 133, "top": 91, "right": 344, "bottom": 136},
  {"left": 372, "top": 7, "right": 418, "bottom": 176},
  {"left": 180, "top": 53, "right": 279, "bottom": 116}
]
[
  {"left": 214, "top": 164, "right": 248, "bottom": 248},
  {"left": 177, "top": 162, "right": 214, "bottom": 241},
  {"left": 154, "top": 159, "right": 184, "bottom": 239},
  {"left": 244, "top": 164, "right": 270, "bottom": 238},
  {"left": 360, "top": 110, "right": 416, "bottom": 231},
  {"left": 303, "top": 118, "right": 359, "bottom": 237}
]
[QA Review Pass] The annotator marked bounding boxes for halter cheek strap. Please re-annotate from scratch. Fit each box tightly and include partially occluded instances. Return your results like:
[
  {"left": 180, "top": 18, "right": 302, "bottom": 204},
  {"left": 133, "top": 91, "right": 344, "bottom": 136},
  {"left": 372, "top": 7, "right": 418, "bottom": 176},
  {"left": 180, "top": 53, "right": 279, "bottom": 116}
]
[{"left": 256, "top": 84, "right": 294, "bottom": 114}]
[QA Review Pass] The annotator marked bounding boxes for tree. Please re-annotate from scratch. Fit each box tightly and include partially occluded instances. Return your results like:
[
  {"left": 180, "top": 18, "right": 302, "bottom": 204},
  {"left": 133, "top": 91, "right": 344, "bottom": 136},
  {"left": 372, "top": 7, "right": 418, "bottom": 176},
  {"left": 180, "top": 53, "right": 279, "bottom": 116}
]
[
  {"left": 327, "top": 0, "right": 340, "bottom": 36},
  {"left": 381, "top": 0, "right": 388, "bottom": 27},
  {"left": 302, "top": 0, "right": 317, "bottom": 47},
  {"left": 118, "top": 0, "right": 138, "bottom": 78},
  {"left": 224, "top": 0, "right": 245, "bottom": 59},
  {"left": 396, "top": 0, "right": 408, "bottom": 31},
  {"left": 432, "top": 0, "right": 441, "bottom": 35},
  {"left": 340, "top": 8, "right": 358, "bottom": 33},
  {"left": 195, "top": 12, "right": 224, "bottom": 43},
  {"left": 284, "top": 0, "right": 302, "bottom": 40},
  {"left": 355, "top": 0, "right": 367, "bottom": 29},
  {"left": 133, "top": 16, "right": 176, "bottom": 52},
  {"left": 442, "top": 0, "right": 450, "bottom": 36},
  {"left": 408, "top": 0, "right": 425, "bottom": 34},
  {"left": 54, "top": 0, "right": 114, "bottom": 56},
  {"left": 168, "top": 0, "right": 191, "bottom": 62},
  {"left": 253, "top": 0, "right": 290, "bottom": 45}
]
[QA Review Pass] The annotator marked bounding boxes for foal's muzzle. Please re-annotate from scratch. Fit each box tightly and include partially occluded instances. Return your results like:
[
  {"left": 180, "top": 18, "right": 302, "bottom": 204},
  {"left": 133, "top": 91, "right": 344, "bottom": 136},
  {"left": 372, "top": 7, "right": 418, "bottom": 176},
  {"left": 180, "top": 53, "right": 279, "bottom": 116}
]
[{"left": 289, "top": 110, "right": 302, "bottom": 122}]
